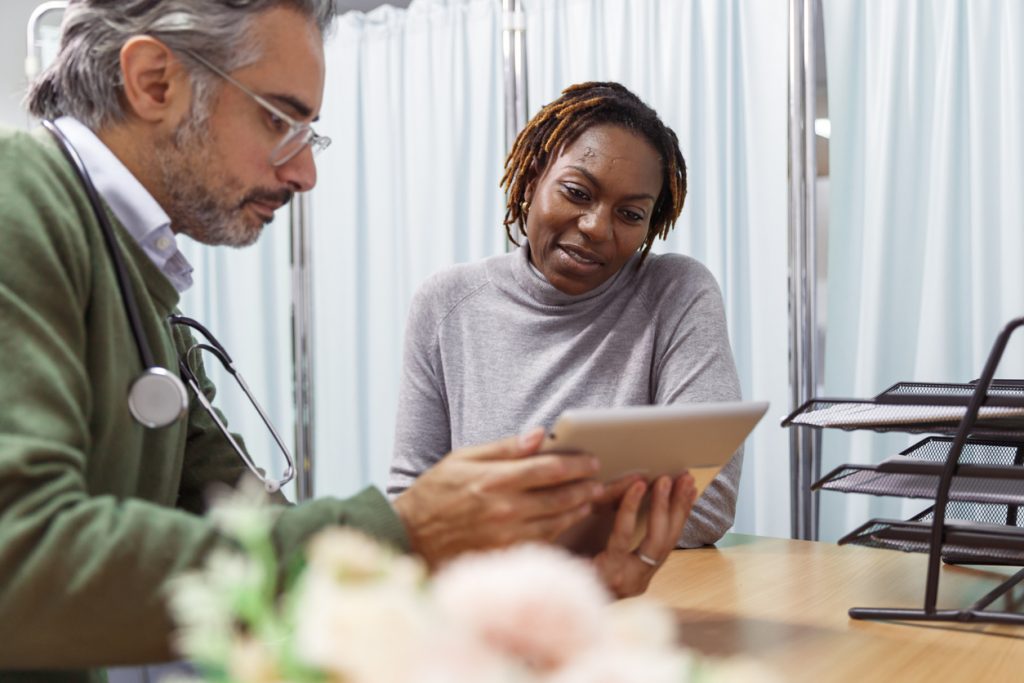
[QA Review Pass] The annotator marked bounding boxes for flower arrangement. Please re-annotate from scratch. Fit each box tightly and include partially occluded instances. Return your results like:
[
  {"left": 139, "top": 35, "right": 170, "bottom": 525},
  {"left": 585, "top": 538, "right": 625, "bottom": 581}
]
[{"left": 167, "top": 483, "right": 768, "bottom": 683}]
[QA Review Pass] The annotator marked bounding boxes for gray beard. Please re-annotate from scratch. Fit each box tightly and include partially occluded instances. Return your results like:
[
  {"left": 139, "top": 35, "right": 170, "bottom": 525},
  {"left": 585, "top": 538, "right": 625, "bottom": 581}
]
[{"left": 155, "top": 113, "right": 261, "bottom": 248}]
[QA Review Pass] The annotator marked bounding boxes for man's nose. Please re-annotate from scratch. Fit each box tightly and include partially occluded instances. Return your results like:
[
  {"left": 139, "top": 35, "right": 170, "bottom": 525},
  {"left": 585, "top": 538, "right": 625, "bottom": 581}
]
[{"left": 276, "top": 145, "right": 317, "bottom": 192}]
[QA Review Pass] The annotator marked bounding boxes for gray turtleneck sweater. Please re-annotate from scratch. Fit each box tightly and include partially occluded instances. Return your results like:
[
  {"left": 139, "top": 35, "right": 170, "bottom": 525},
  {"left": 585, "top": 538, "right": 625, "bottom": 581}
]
[{"left": 387, "top": 244, "right": 743, "bottom": 547}]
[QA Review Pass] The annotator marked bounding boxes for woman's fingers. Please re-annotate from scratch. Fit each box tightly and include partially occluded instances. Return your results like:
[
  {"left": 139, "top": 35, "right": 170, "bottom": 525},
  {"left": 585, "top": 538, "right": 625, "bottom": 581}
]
[
  {"left": 637, "top": 472, "right": 695, "bottom": 562},
  {"left": 605, "top": 479, "right": 647, "bottom": 555}
]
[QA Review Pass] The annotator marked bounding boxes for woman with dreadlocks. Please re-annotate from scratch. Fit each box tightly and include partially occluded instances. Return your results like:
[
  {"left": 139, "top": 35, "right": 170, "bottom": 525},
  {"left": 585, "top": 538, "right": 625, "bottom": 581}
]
[{"left": 388, "top": 82, "right": 742, "bottom": 597}]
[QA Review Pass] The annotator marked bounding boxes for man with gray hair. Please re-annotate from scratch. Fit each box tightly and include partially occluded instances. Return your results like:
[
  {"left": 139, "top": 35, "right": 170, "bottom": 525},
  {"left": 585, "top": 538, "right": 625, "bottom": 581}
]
[{"left": 0, "top": 2, "right": 605, "bottom": 680}]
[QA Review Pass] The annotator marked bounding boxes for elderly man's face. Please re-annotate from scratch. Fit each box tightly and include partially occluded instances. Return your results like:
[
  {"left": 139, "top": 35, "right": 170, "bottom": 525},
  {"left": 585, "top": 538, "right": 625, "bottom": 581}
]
[{"left": 158, "top": 6, "right": 326, "bottom": 247}]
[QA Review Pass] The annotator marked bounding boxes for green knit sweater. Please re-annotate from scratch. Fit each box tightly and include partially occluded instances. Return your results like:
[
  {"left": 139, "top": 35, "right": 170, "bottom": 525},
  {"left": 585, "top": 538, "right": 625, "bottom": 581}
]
[{"left": 0, "top": 126, "right": 409, "bottom": 682}]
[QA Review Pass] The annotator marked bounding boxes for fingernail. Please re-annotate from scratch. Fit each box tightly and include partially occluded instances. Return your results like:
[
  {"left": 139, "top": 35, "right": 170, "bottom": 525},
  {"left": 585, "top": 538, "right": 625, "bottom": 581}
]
[
  {"left": 588, "top": 456, "right": 600, "bottom": 472},
  {"left": 518, "top": 427, "right": 543, "bottom": 448},
  {"left": 591, "top": 482, "right": 604, "bottom": 498}
]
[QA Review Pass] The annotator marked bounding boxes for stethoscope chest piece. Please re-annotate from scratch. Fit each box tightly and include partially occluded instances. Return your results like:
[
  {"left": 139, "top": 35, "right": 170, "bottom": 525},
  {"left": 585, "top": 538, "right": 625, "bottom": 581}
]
[{"left": 128, "top": 367, "right": 190, "bottom": 429}]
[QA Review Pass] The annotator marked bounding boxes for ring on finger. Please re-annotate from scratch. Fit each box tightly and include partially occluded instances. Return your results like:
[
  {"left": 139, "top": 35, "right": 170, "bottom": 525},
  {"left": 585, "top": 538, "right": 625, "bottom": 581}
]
[{"left": 635, "top": 551, "right": 659, "bottom": 567}]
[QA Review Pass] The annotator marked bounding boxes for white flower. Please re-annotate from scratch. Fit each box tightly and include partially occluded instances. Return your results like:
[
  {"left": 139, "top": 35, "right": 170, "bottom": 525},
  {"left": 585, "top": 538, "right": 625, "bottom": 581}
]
[
  {"left": 166, "top": 550, "right": 264, "bottom": 663},
  {"left": 292, "top": 561, "right": 429, "bottom": 683},
  {"left": 431, "top": 544, "right": 611, "bottom": 672},
  {"left": 206, "top": 476, "right": 279, "bottom": 545},
  {"left": 305, "top": 526, "right": 425, "bottom": 588},
  {"left": 227, "top": 635, "right": 281, "bottom": 683}
]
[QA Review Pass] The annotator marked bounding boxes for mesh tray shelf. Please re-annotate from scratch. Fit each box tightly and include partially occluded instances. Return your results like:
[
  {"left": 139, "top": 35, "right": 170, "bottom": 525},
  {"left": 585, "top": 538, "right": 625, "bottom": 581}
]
[
  {"left": 840, "top": 516, "right": 1024, "bottom": 564},
  {"left": 782, "top": 381, "right": 1024, "bottom": 438},
  {"left": 814, "top": 437, "right": 1024, "bottom": 505}
]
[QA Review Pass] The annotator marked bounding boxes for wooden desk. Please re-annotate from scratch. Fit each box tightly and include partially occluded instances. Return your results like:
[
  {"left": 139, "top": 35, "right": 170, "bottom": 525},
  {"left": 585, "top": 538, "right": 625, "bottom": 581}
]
[{"left": 648, "top": 535, "right": 1024, "bottom": 681}]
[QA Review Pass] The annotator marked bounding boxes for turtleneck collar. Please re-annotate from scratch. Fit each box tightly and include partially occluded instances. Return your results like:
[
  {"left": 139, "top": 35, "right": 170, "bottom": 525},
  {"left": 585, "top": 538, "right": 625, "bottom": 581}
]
[{"left": 504, "top": 242, "right": 643, "bottom": 308}]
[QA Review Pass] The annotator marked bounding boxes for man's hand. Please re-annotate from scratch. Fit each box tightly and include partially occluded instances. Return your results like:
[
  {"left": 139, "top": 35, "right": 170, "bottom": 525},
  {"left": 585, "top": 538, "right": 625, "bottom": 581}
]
[
  {"left": 593, "top": 472, "right": 697, "bottom": 598},
  {"left": 392, "top": 428, "right": 604, "bottom": 568}
]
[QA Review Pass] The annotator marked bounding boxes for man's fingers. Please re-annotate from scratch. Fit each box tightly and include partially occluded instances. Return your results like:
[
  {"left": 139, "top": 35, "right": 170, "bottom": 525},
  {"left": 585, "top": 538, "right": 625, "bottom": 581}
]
[
  {"left": 517, "top": 503, "right": 595, "bottom": 543},
  {"left": 514, "top": 479, "right": 605, "bottom": 520},
  {"left": 487, "top": 452, "right": 601, "bottom": 491},
  {"left": 446, "top": 428, "right": 548, "bottom": 464},
  {"left": 596, "top": 474, "right": 645, "bottom": 505},
  {"left": 453, "top": 427, "right": 547, "bottom": 462}
]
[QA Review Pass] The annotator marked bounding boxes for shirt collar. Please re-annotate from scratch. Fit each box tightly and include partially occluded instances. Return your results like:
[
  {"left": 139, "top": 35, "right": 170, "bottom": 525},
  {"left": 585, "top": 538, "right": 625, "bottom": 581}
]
[{"left": 52, "top": 117, "right": 194, "bottom": 292}]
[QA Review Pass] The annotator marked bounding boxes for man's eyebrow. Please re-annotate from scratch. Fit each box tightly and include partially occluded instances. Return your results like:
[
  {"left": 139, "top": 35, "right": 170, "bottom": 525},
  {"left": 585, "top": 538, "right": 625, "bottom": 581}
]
[
  {"left": 567, "top": 164, "right": 657, "bottom": 202},
  {"left": 267, "top": 93, "right": 319, "bottom": 122}
]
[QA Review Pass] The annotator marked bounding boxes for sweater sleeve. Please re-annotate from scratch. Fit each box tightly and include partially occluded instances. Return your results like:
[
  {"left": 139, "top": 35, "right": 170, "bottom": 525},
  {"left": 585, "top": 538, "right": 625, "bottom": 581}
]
[
  {"left": 0, "top": 134, "right": 408, "bottom": 670},
  {"left": 387, "top": 278, "right": 453, "bottom": 497},
  {"left": 644, "top": 257, "right": 744, "bottom": 548}
]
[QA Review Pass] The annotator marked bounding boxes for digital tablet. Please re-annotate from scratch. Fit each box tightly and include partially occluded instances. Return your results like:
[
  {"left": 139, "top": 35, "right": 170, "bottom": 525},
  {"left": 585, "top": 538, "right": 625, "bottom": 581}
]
[
  {"left": 540, "top": 401, "right": 770, "bottom": 495},
  {"left": 539, "top": 401, "right": 768, "bottom": 555}
]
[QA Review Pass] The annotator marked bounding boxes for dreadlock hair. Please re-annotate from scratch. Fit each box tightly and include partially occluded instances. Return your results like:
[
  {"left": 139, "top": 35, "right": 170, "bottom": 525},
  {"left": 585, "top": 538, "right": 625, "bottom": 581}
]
[{"left": 500, "top": 82, "right": 687, "bottom": 261}]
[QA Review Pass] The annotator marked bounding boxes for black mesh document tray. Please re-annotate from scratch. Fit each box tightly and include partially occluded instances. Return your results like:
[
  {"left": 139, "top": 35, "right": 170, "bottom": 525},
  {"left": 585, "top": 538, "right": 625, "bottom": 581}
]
[
  {"left": 839, "top": 516, "right": 1024, "bottom": 565},
  {"left": 782, "top": 381, "right": 1024, "bottom": 438},
  {"left": 814, "top": 437, "right": 1024, "bottom": 506},
  {"left": 783, "top": 316, "right": 1024, "bottom": 625}
]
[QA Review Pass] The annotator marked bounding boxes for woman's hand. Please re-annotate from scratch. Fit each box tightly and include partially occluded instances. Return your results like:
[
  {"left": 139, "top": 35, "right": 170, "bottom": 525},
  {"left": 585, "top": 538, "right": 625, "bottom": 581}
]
[{"left": 592, "top": 472, "right": 697, "bottom": 598}]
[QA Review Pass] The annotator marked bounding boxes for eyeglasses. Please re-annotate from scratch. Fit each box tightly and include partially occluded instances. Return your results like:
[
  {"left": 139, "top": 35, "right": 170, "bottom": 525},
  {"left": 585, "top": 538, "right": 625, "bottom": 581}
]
[
  {"left": 181, "top": 49, "right": 331, "bottom": 167},
  {"left": 169, "top": 315, "right": 295, "bottom": 493}
]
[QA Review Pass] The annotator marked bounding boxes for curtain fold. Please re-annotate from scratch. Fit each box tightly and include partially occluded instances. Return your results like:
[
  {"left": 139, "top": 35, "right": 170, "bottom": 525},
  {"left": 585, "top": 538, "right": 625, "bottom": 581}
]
[
  {"left": 311, "top": 0, "right": 507, "bottom": 496},
  {"left": 821, "top": 0, "right": 1024, "bottom": 540}
]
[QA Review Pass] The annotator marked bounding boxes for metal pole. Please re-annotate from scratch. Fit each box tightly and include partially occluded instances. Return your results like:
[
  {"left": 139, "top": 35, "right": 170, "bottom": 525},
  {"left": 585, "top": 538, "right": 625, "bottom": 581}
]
[
  {"left": 290, "top": 193, "right": 315, "bottom": 502},
  {"left": 502, "top": 0, "right": 529, "bottom": 156},
  {"left": 25, "top": 2, "right": 68, "bottom": 82},
  {"left": 788, "top": 0, "right": 821, "bottom": 540}
]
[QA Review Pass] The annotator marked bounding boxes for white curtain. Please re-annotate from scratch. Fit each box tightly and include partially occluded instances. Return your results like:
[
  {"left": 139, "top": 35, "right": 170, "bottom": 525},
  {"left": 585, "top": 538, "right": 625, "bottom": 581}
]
[
  {"left": 821, "top": 0, "right": 1024, "bottom": 540},
  {"left": 310, "top": 0, "right": 507, "bottom": 495},
  {"left": 310, "top": 0, "right": 792, "bottom": 538}
]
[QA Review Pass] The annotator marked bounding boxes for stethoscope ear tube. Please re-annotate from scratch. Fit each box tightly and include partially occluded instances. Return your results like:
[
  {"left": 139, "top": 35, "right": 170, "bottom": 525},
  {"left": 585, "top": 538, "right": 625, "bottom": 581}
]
[{"left": 42, "top": 119, "right": 188, "bottom": 429}]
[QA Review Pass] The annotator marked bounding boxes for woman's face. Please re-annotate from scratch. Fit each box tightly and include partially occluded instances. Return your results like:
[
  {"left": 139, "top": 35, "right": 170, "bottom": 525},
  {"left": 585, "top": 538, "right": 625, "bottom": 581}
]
[{"left": 524, "top": 124, "right": 663, "bottom": 295}]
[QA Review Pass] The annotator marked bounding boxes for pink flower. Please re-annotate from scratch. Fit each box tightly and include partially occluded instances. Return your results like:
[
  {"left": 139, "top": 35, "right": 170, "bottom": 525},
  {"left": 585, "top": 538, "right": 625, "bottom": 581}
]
[{"left": 431, "top": 544, "right": 611, "bottom": 672}]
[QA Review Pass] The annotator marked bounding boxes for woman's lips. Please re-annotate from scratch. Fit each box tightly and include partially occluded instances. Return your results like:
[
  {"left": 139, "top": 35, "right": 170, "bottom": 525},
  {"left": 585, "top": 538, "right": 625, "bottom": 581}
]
[{"left": 558, "top": 243, "right": 604, "bottom": 266}]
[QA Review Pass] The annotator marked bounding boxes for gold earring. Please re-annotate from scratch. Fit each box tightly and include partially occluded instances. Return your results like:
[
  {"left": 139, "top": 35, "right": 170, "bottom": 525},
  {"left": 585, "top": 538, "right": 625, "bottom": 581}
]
[{"left": 520, "top": 200, "right": 530, "bottom": 213}]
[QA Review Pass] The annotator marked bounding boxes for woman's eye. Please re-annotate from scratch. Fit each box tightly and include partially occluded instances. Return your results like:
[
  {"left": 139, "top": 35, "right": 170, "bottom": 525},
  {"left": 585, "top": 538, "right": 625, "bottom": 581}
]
[
  {"left": 563, "top": 185, "right": 590, "bottom": 201},
  {"left": 621, "top": 209, "right": 645, "bottom": 223}
]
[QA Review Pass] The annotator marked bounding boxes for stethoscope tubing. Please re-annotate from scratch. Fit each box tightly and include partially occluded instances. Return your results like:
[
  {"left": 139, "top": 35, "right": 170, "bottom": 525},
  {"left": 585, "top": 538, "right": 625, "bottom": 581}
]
[{"left": 41, "top": 119, "right": 158, "bottom": 372}]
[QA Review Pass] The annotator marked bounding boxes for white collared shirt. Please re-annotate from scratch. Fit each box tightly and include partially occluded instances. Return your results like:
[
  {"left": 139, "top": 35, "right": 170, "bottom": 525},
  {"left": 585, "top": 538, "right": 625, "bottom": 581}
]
[{"left": 53, "top": 117, "right": 194, "bottom": 293}]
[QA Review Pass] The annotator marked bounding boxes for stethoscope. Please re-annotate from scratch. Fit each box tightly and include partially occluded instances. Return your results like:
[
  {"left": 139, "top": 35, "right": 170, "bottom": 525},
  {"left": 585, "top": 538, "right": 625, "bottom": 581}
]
[{"left": 42, "top": 119, "right": 191, "bottom": 430}]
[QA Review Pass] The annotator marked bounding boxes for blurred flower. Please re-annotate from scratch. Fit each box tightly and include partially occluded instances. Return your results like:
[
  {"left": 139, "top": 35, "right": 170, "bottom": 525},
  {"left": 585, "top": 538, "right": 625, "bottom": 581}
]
[
  {"left": 206, "top": 476, "right": 279, "bottom": 546},
  {"left": 432, "top": 544, "right": 611, "bottom": 671},
  {"left": 169, "top": 488, "right": 776, "bottom": 683},
  {"left": 292, "top": 569, "right": 428, "bottom": 683},
  {"left": 228, "top": 636, "right": 281, "bottom": 683}
]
